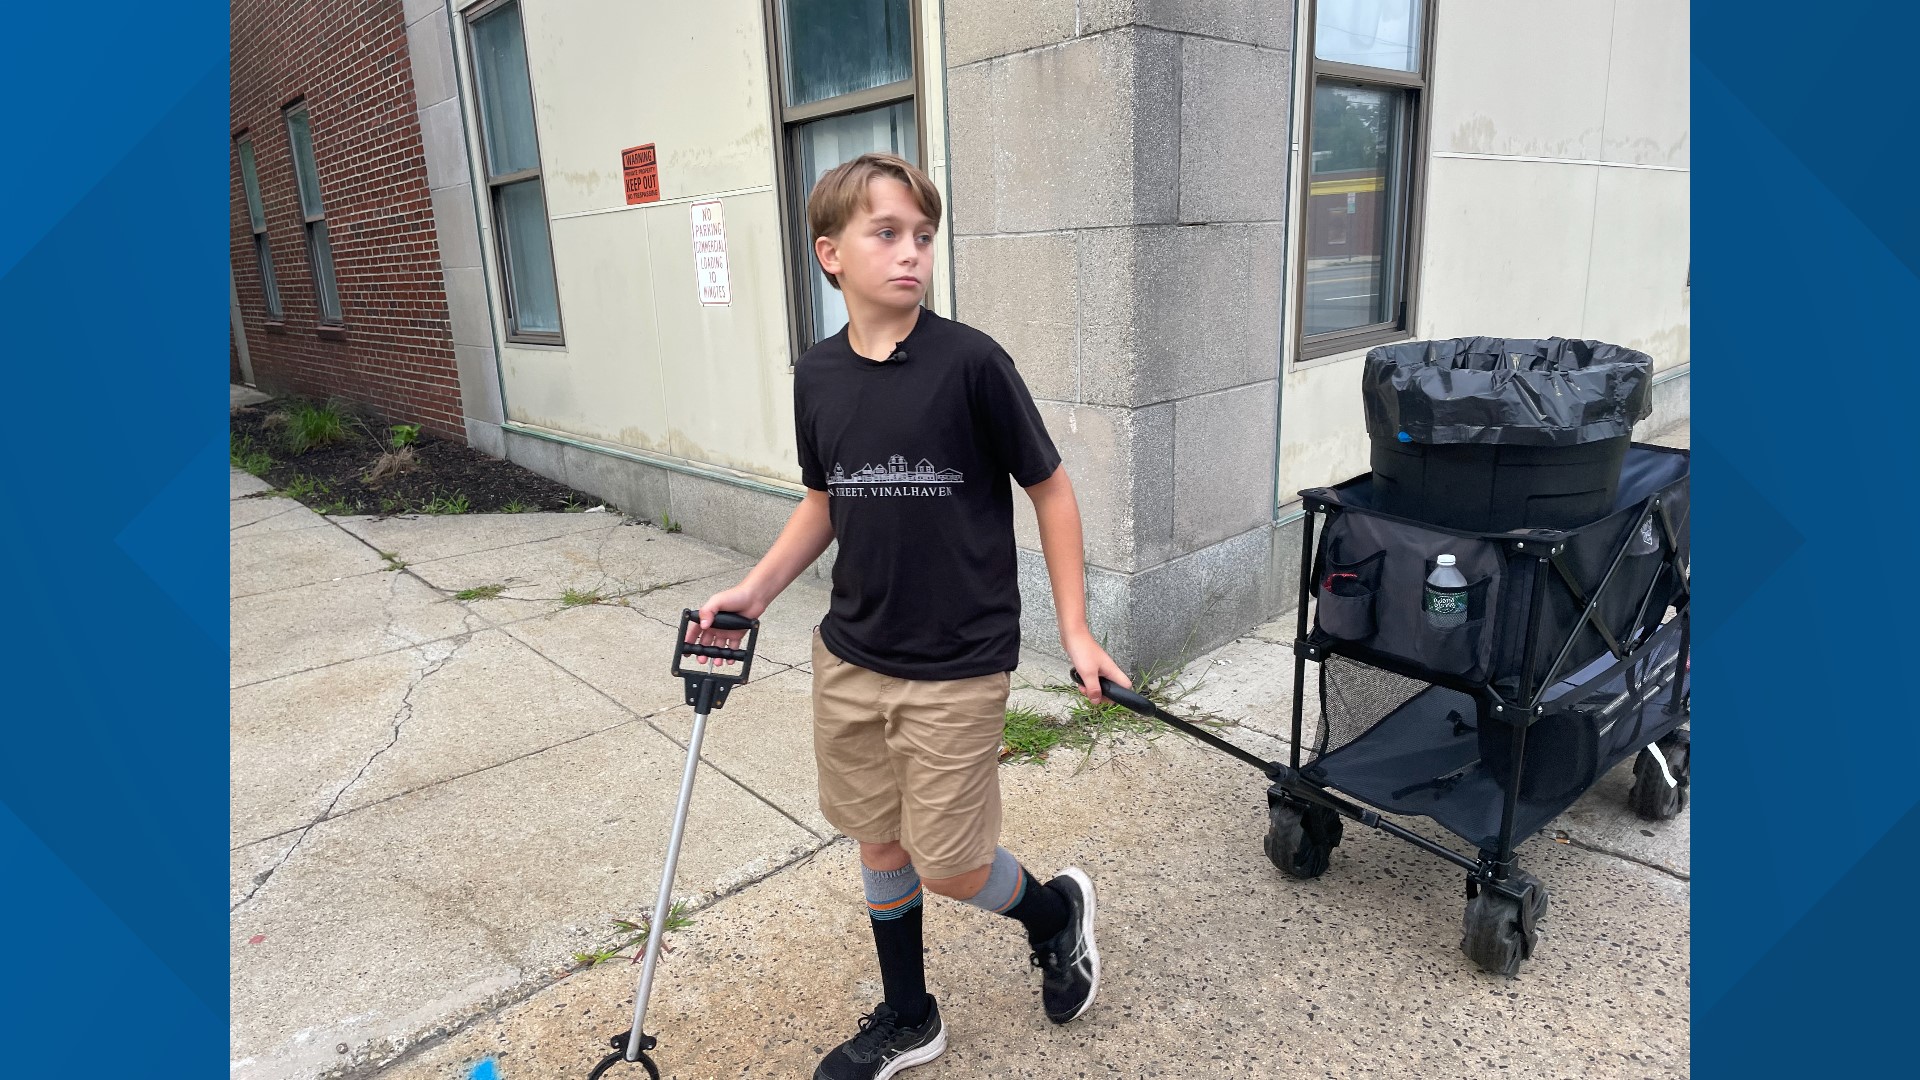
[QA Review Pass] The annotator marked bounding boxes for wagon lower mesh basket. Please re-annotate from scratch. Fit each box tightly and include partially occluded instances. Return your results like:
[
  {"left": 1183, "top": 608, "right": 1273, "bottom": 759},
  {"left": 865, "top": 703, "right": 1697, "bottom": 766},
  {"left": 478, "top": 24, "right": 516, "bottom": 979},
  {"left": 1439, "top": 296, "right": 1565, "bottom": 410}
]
[{"left": 1314, "top": 654, "right": 1430, "bottom": 761}]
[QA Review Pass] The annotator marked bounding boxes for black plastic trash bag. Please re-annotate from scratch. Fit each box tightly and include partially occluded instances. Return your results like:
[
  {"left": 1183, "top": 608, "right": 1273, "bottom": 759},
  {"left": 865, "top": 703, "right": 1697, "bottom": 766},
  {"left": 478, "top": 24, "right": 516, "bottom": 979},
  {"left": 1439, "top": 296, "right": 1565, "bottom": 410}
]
[
  {"left": 1360, "top": 337, "right": 1657, "bottom": 530},
  {"left": 1363, "top": 337, "right": 1653, "bottom": 448}
]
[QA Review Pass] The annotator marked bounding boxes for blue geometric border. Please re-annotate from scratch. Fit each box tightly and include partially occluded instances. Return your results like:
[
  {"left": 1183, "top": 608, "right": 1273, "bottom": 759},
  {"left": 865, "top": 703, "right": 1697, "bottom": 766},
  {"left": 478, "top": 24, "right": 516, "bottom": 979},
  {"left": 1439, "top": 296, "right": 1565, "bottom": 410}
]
[
  {"left": 0, "top": 4, "right": 228, "bottom": 1075},
  {"left": 5, "top": 1, "right": 1919, "bottom": 1075},
  {"left": 1694, "top": 0, "right": 1919, "bottom": 1072}
]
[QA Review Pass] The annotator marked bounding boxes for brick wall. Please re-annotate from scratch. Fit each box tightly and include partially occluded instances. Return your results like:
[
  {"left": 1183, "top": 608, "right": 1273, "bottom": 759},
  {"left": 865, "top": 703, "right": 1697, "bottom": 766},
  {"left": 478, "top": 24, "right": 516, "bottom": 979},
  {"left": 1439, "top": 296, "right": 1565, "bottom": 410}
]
[{"left": 230, "top": 0, "right": 466, "bottom": 439}]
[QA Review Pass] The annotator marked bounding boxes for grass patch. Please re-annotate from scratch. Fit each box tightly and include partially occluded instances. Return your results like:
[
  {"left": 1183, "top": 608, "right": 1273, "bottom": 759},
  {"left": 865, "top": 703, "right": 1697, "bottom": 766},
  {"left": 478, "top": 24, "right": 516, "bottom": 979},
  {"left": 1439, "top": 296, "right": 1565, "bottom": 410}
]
[
  {"left": 1001, "top": 706, "right": 1066, "bottom": 763},
  {"left": 1003, "top": 598, "right": 1229, "bottom": 767},
  {"left": 571, "top": 902, "right": 696, "bottom": 968},
  {"left": 418, "top": 491, "right": 471, "bottom": 515},
  {"left": 230, "top": 433, "right": 274, "bottom": 477},
  {"left": 270, "top": 399, "right": 350, "bottom": 454},
  {"left": 283, "top": 474, "right": 329, "bottom": 499},
  {"left": 561, "top": 587, "right": 606, "bottom": 607},
  {"left": 455, "top": 583, "right": 506, "bottom": 602}
]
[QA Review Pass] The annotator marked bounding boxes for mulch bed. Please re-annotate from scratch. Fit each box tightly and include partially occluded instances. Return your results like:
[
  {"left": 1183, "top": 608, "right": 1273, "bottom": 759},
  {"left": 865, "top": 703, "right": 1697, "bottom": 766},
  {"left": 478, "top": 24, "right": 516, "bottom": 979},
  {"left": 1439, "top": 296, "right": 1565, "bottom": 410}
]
[{"left": 231, "top": 400, "right": 600, "bottom": 516}]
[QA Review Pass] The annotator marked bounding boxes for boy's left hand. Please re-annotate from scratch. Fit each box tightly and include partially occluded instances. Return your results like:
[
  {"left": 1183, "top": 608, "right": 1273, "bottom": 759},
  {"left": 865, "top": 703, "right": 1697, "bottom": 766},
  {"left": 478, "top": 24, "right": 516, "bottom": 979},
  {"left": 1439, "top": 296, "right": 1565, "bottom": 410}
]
[{"left": 1063, "top": 631, "right": 1129, "bottom": 705}]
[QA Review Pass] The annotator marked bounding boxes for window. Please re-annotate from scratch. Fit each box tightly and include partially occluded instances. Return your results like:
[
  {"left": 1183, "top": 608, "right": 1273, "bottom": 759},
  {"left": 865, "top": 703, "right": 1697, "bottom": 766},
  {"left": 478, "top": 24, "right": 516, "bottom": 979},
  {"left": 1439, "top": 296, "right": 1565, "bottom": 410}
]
[
  {"left": 236, "top": 137, "right": 282, "bottom": 321},
  {"left": 282, "top": 105, "right": 343, "bottom": 327},
  {"left": 1298, "top": 0, "right": 1431, "bottom": 359},
  {"left": 768, "top": 0, "right": 922, "bottom": 348},
  {"left": 468, "top": 0, "right": 562, "bottom": 343}
]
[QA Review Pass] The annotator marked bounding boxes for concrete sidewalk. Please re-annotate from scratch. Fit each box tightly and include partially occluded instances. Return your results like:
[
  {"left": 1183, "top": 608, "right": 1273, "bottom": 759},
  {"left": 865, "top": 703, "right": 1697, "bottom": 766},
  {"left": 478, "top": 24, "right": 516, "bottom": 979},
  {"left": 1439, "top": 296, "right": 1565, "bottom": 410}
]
[{"left": 230, "top": 429, "right": 1689, "bottom": 1079}]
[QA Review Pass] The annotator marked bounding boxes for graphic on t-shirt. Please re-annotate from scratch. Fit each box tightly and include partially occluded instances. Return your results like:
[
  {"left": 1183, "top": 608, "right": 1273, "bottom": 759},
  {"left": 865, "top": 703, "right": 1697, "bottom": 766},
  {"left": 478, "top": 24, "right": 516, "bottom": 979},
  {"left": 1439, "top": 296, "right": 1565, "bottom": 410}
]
[{"left": 827, "top": 454, "right": 962, "bottom": 498}]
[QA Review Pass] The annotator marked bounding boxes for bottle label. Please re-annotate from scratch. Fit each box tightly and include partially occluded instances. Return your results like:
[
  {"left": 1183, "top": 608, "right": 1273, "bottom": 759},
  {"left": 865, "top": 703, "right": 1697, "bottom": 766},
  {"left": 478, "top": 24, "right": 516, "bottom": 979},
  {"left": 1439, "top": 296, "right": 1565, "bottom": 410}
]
[{"left": 1425, "top": 589, "right": 1468, "bottom": 616}]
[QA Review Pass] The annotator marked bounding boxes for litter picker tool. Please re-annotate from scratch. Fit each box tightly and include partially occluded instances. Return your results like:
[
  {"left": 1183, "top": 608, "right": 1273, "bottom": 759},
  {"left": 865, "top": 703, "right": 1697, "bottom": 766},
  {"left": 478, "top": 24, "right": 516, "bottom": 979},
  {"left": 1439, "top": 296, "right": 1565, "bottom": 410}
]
[{"left": 588, "top": 609, "right": 760, "bottom": 1080}]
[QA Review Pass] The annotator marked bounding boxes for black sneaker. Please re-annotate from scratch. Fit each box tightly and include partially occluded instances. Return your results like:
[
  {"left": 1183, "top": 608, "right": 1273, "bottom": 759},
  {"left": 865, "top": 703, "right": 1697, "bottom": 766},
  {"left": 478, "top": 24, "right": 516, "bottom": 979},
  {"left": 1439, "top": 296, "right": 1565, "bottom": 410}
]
[
  {"left": 1030, "top": 868, "right": 1100, "bottom": 1024},
  {"left": 813, "top": 997, "right": 946, "bottom": 1080}
]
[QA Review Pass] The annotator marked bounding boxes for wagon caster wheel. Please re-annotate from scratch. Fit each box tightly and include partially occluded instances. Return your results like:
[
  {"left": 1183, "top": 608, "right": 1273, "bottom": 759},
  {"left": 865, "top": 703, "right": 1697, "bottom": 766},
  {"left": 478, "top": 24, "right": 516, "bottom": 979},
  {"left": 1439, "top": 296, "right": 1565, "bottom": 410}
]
[
  {"left": 1628, "top": 728, "right": 1690, "bottom": 821},
  {"left": 1263, "top": 801, "right": 1343, "bottom": 879},
  {"left": 1461, "top": 871, "right": 1545, "bottom": 977}
]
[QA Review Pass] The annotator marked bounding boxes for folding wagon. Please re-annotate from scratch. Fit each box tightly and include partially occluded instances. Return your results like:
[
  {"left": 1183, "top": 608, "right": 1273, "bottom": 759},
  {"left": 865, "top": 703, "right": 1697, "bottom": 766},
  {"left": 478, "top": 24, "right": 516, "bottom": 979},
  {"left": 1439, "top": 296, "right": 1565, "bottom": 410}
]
[{"left": 1090, "top": 442, "right": 1690, "bottom": 975}]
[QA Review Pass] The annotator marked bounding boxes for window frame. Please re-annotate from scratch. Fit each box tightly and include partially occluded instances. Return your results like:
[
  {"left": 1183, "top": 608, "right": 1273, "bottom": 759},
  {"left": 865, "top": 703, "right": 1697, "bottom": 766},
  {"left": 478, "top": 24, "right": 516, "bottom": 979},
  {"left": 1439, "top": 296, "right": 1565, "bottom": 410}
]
[
  {"left": 236, "top": 135, "right": 284, "bottom": 322},
  {"left": 1294, "top": 0, "right": 1436, "bottom": 363},
  {"left": 462, "top": 0, "right": 566, "bottom": 346},
  {"left": 762, "top": 0, "right": 928, "bottom": 359},
  {"left": 282, "top": 103, "right": 345, "bottom": 329}
]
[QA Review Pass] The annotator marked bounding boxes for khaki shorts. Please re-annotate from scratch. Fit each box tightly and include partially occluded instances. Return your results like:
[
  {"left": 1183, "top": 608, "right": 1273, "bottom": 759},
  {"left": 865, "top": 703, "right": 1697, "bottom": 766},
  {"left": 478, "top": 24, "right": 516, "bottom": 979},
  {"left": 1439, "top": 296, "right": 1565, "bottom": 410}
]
[{"left": 810, "top": 626, "right": 1011, "bottom": 881}]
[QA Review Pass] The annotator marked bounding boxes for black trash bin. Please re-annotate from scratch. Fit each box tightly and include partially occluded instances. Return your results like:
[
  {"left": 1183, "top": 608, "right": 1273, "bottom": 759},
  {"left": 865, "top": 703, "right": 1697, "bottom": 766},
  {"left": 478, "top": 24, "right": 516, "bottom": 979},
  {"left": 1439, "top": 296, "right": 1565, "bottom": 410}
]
[{"left": 1363, "top": 337, "right": 1653, "bottom": 532}]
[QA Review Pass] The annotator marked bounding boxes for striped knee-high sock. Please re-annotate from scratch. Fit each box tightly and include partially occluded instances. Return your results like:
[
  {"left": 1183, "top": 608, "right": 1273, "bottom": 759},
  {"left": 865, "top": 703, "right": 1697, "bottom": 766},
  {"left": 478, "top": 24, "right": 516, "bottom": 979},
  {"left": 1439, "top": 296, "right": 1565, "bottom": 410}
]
[
  {"left": 862, "top": 861, "right": 930, "bottom": 1026},
  {"left": 959, "top": 847, "right": 1070, "bottom": 946}
]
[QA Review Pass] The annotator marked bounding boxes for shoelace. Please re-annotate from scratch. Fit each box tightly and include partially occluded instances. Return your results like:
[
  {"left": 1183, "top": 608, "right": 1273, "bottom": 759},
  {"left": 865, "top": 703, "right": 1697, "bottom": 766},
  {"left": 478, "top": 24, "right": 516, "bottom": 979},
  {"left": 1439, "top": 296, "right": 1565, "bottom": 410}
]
[{"left": 847, "top": 1009, "right": 903, "bottom": 1055}]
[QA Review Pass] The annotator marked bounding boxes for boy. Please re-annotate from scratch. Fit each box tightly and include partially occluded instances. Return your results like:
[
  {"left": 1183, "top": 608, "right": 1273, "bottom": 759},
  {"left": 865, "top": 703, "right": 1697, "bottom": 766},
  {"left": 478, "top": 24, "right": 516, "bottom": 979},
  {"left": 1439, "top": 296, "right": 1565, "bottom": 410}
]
[{"left": 688, "top": 152, "right": 1131, "bottom": 1079}]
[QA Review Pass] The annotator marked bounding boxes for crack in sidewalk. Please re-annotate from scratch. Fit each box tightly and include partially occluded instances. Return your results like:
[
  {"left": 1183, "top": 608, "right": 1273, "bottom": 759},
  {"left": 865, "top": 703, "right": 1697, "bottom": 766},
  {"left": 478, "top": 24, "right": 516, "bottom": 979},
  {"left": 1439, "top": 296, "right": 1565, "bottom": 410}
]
[
  {"left": 232, "top": 634, "right": 473, "bottom": 913},
  {"left": 1548, "top": 830, "right": 1690, "bottom": 882},
  {"left": 320, "top": 835, "right": 838, "bottom": 1080}
]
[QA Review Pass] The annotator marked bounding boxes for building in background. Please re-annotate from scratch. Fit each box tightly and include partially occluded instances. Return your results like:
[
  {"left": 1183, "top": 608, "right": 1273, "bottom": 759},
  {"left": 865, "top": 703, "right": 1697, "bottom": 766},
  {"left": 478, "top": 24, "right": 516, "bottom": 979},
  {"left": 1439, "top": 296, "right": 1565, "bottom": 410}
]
[
  {"left": 228, "top": 0, "right": 1690, "bottom": 671},
  {"left": 228, "top": 0, "right": 473, "bottom": 440}
]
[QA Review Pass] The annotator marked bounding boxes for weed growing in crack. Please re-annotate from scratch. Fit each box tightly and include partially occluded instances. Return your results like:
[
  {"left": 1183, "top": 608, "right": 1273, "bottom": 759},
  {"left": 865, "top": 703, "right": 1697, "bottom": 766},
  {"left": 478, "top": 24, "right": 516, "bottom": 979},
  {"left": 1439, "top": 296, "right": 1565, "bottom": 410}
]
[
  {"left": 284, "top": 474, "right": 329, "bottom": 500},
  {"left": 572, "top": 902, "right": 695, "bottom": 967},
  {"left": 231, "top": 433, "right": 274, "bottom": 477},
  {"left": 660, "top": 513, "right": 682, "bottom": 534},
  {"left": 561, "top": 587, "right": 606, "bottom": 607},
  {"left": 419, "top": 491, "right": 471, "bottom": 515},
  {"left": 379, "top": 551, "right": 406, "bottom": 572},
  {"left": 1001, "top": 592, "right": 1231, "bottom": 767},
  {"left": 455, "top": 583, "right": 506, "bottom": 601}
]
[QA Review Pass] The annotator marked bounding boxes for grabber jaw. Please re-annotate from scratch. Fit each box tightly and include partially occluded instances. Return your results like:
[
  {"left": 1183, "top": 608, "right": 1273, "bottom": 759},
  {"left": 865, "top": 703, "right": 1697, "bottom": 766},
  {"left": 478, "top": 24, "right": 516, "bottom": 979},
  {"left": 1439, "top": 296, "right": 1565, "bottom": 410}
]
[{"left": 588, "top": 1031, "right": 660, "bottom": 1080}]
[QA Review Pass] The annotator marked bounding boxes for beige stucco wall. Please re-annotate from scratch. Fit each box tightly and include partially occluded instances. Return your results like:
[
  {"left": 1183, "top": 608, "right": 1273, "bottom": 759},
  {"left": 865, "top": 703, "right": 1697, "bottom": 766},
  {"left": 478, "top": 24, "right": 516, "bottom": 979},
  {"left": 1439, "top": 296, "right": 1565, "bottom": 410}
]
[
  {"left": 1277, "top": 0, "right": 1690, "bottom": 507},
  {"left": 450, "top": 0, "right": 955, "bottom": 489}
]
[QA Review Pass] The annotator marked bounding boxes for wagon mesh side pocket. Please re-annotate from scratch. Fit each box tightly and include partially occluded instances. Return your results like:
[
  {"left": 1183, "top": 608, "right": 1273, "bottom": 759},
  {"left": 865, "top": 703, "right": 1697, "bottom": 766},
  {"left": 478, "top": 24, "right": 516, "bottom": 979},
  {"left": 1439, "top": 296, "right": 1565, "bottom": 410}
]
[{"left": 1314, "top": 654, "right": 1428, "bottom": 761}]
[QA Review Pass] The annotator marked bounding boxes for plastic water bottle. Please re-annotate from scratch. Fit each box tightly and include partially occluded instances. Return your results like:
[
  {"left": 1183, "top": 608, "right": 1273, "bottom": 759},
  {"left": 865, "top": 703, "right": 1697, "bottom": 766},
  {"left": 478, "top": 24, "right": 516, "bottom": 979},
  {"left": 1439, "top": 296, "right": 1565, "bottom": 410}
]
[{"left": 1425, "top": 554, "right": 1469, "bottom": 630}]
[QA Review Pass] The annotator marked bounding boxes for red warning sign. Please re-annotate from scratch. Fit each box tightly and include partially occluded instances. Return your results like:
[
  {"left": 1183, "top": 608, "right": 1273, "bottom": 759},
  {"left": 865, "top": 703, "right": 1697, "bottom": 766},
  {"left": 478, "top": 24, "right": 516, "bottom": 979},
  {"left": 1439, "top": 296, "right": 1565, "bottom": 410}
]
[{"left": 622, "top": 144, "right": 660, "bottom": 205}]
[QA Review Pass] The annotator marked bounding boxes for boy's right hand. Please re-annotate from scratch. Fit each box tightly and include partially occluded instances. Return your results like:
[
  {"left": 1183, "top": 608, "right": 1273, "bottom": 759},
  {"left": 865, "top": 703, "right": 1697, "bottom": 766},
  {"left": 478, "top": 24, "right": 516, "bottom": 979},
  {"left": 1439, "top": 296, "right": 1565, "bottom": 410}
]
[{"left": 687, "top": 582, "right": 767, "bottom": 668}]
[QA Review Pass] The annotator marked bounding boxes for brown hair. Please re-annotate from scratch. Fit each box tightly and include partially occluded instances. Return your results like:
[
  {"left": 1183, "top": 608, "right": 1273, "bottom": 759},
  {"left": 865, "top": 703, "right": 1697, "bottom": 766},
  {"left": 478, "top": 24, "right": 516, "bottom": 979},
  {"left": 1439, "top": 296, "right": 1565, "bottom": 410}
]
[{"left": 805, "top": 152, "right": 943, "bottom": 290}]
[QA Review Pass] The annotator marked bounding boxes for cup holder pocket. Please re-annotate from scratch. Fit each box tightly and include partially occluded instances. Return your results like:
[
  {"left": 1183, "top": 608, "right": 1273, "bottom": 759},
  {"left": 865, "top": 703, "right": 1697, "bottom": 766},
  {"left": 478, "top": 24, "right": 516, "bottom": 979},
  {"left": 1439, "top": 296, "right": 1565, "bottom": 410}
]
[
  {"left": 1316, "top": 551, "right": 1385, "bottom": 642},
  {"left": 1414, "top": 576, "right": 1493, "bottom": 678}
]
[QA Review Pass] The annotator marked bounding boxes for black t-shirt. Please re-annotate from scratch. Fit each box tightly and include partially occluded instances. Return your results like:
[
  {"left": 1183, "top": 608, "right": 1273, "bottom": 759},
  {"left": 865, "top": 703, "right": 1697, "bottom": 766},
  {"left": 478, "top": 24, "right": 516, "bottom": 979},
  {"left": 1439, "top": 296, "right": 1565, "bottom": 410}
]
[{"left": 795, "top": 307, "right": 1061, "bottom": 680}]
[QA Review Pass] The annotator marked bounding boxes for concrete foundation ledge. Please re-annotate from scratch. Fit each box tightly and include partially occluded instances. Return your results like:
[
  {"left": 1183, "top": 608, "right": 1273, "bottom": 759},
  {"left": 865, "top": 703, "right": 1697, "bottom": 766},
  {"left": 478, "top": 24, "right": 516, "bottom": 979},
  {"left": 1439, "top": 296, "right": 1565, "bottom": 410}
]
[{"left": 499, "top": 424, "right": 834, "bottom": 585}]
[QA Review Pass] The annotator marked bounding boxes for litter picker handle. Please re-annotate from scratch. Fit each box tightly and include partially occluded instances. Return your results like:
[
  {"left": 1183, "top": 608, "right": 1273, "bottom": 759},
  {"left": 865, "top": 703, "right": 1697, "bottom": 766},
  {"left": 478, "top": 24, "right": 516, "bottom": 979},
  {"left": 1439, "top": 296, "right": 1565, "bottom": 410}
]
[
  {"left": 677, "top": 610, "right": 757, "bottom": 664},
  {"left": 1069, "top": 668, "right": 1274, "bottom": 775},
  {"left": 672, "top": 610, "right": 759, "bottom": 708}
]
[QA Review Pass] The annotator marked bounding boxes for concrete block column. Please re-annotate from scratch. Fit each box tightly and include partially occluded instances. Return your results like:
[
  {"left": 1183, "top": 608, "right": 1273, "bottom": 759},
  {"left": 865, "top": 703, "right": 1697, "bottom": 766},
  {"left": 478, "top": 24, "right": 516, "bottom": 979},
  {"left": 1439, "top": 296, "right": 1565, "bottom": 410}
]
[
  {"left": 944, "top": 0, "right": 1298, "bottom": 671},
  {"left": 405, "top": 0, "right": 506, "bottom": 458}
]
